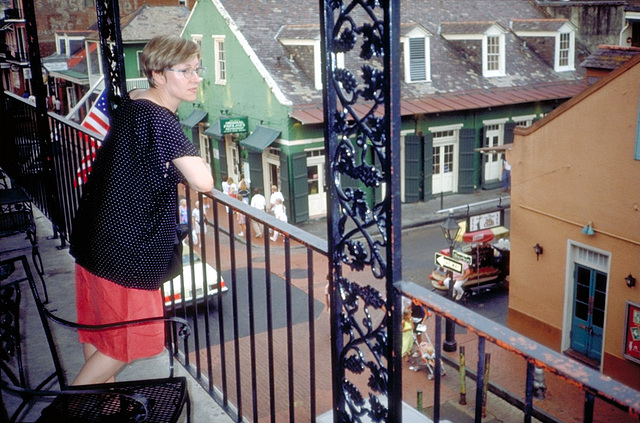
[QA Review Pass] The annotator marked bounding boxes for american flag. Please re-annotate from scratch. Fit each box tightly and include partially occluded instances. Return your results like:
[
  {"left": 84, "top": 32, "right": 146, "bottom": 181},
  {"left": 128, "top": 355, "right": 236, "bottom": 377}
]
[{"left": 75, "top": 91, "right": 110, "bottom": 187}]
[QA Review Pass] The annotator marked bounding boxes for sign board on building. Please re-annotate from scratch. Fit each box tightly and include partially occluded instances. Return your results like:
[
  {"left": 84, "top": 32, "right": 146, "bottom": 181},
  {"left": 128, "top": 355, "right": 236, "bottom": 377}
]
[
  {"left": 220, "top": 116, "right": 248, "bottom": 134},
  {"left": 43, "top": 61, "right": 69, "bottom": 72},
  {"left": 623, "top": 301, "right": 640, "bottom": 364},
  {"left": 468, "top": 209, "right": 504, "bottom": 232}
]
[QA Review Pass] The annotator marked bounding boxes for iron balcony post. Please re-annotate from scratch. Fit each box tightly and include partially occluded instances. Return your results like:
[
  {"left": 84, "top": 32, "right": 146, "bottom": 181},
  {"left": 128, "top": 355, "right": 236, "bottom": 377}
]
[
  {"left": 22, "top": 0, "right": 67, "bottom": 246},
  {"left": 320, "top": 0, "right": 402, "bottom": 421},
  {"left": 95, "top": 0, "right": 128, "bottom": 110}
]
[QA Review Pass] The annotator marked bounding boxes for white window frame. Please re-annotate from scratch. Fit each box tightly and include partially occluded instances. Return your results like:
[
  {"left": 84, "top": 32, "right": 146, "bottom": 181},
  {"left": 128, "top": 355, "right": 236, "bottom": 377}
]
[
  {"left": 55, "top": 34, "right": 85, "bottom": 57},
  {"left": 136, "top": 50, "right": 144, "bottom": 77},
  {"left": 482, "top": 27, "right": 505, "bottom": 77},
  {"left": 512, "top": 114, "right": 536, "bottom": 128},
  {"left": 212, "top": 36, "right": 226, "bottom": 85},
  {"left": 555, "top": 29, "right": 575, "bottom": 72},
  {"left": 401, "top": 28, "right": 431, "bottom": 83},
  {"left": 191, "top": 34, "right": 202, "bottom": 55}
]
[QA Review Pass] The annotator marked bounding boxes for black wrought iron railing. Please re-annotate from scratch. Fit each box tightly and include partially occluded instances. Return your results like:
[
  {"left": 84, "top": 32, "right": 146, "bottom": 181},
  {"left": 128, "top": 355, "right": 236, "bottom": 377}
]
[{"left": 1, "top": 94, "right": 640, "bottom": 423}]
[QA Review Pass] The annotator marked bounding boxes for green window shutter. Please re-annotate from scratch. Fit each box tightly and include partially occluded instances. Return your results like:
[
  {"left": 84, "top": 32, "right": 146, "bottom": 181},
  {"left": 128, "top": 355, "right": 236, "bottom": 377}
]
[
  {"left": 409, "top": 38, "right": 426, "bottom": 82},
  {"left": 423, "top": 132, "right": 433, "bottom": 201},
  {"left": 459, "top": 128, "right": 476, "bottom": 194},
  {"left": 218, "top": 137, "right": 228, "bottom": 189},
  {"left": 404, "top": 134, "right": 422, "bottom": 203},
  {"left": 247, "top": 151, "right": 264, "bottom": 195},
  {"left": 504, "top": 121, "right": 516, "bottom": 145},
  {"left": 281, "top": 152, "right": 309, "bottom": 223}
]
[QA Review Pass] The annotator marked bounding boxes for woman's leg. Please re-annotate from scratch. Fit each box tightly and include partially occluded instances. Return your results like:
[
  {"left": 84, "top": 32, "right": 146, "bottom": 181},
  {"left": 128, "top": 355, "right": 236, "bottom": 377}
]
[{"left": 72, "top": 343, "right": 125, "bottom": 385}]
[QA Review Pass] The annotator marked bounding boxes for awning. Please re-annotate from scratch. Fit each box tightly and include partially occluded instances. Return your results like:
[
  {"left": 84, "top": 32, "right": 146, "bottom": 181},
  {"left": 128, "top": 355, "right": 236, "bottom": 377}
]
[
  {"left": 180, "top": 109, "right": 208, "bottom": 128},
  {"left": 454, "top": 221, "right": 509, "bottom": 243},
  {"left": 42, "top": 53, "right": 69, "bottom": 72},
  {"left": 239, "top": 126, "right": 280, "bottom": 153},
  {"left": 204, "top": 125, "right": 223, "bottom": 138}
]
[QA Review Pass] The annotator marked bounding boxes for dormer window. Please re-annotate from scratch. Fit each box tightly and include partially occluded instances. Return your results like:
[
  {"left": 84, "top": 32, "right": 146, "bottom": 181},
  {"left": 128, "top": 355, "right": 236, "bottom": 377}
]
[
  {"left": 401, "top": 24, "right": 432, "bottom": 83},
  {"left": 440, "top": 22, "right": 506, "bottom": 78},
  {"left": 278, "top": 24, "right": 334, "bottom": 90},
  {"left": 483, "top": 28, "right": 505, "bottom": 77},
  {"left": 556, "top": 31, "right": 574, "bottom": 71},
  {"left": 511, "top": 19, "right": 576, "bottom": 72}
]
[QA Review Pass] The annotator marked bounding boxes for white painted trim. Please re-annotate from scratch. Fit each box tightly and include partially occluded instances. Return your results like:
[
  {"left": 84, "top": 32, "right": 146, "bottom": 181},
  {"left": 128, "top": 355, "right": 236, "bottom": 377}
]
[
  {"left": 277, "top": 137, "right": 319, "bottom": 146},
  {"left": 625, "top": 11, "right": 640, "bottom": 20},
  {"left": 482, "top": 117, "right": 508, "bottom": 125},
  {"left": 314, "top": 40, "right": 322, "bottom": 90},
  {"left": 441, "top": 33, "right": 483, "bottom": 41},
  {"left": 511, "top": 114, "right": 536, "bottom": 122},
  {"left": 428, "top": 123, "right": 464, "bottom": 132},
  {"left": 513, "top": 30, "right": 555, "bottom": 38}
]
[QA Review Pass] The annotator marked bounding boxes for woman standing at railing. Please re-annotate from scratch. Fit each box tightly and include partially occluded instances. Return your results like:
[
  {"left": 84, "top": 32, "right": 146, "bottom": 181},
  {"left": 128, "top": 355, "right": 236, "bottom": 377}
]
[{"left": 68, "top": 35, "right": 213, "bottom": 386}]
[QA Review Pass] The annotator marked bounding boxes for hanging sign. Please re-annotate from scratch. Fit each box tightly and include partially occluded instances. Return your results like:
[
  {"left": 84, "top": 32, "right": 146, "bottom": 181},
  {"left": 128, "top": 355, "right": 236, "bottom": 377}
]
[
  {"left": 220, "top": 116, "right": 248, "bottom": 134},
  {"left": 468, "top": 209, "right": 504, "bottom": 232},
  {"left": 623, "top": 301, "right": 640, "bottom": 364}
]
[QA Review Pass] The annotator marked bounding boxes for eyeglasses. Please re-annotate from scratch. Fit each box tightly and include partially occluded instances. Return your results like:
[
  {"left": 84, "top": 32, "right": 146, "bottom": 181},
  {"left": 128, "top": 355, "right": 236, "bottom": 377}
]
[{"left": 164, "top": 66, "right": 206, "bottom": 78}]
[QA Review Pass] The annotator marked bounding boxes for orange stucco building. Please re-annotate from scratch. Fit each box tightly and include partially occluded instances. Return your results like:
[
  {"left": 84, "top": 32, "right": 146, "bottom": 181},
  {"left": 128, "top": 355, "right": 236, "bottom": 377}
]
[{"left": 507, "top": 54, "right": 640, "bottom": 388}]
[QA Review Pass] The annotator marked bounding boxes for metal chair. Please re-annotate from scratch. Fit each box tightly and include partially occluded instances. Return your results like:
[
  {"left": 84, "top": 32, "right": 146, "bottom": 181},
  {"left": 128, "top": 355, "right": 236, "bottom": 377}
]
[
  {"left": 0, "top": 187, "right": 48, "bottom": 303},
  {"left": 0, "top": 255, "right": 192, "bottom": 422}
]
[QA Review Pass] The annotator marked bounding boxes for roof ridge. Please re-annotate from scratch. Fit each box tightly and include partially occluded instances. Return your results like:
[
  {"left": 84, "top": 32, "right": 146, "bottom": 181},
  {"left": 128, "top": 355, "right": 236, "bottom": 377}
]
[
  {"left": 441, "top": 20, "right": 496, "bottom": 25},
  {"left": 511, "top": 18, "right": 567, "bottom": 22},
  {"left": 597, "top": 44, "right": 640, "bottom": 52}
]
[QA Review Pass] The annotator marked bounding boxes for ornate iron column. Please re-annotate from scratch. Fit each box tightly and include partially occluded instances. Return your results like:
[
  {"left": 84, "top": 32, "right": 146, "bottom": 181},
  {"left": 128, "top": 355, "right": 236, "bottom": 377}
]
[
  {"left": 95, "top": 0, "right": 128, "bottom": 109},
  {"left": 23, "top": 0, "right": 67, "bottom": 242},
  {"left": 320, "top": 1, "right": 402, "bottom": 421}
]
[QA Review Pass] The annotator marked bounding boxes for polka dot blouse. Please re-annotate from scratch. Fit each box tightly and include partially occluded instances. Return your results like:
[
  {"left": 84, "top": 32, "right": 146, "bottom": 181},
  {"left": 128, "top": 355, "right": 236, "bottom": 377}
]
[{"left": 70, "top": 98, "right": 200, "bottom": 290}]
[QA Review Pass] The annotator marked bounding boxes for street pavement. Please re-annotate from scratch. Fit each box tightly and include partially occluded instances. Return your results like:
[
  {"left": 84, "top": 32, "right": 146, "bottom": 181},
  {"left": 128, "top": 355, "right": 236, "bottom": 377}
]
[{"left": 295, "top": 189, "right": 511, "bottom": 240}]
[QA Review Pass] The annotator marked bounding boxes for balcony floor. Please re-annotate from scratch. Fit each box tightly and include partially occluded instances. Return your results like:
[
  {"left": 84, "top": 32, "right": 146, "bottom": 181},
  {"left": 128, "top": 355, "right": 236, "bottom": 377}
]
[{"left": 0, "top": 206, "right": 234, "bottom": 423}]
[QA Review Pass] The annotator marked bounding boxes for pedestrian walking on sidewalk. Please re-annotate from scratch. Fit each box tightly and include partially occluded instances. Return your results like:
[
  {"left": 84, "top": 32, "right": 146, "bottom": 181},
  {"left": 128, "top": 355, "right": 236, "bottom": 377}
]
[
  {"left": 269, "top": 184, "right": 284, "bottom": 214},
  {"left": 68, "top": 35, "right": 213, "bottom": 386},
  {"left": 502, "top": 154, "right": 511, "bottom": 193},
  {"left": 236, "top": 178, "right": 249, "bottom": 237},
  {"left": 250, "top": 187, "right": 266, "bottom": 238},
  {"left": 270, "top": 197, "right": 287, "bottom": 242}
]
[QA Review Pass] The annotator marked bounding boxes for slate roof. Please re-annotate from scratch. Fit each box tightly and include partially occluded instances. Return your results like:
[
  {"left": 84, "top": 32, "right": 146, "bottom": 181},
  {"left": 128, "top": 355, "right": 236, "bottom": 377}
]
[
  {"left": 208, "top": 0, "right": 587, "bottom": 120},
  {"left": 510, "top": 18, "right": 570, "bottom": 32},
  {"left": 86, "top": 5, "right": 191, "bottom": 43},
  {"left": 580, "top": 45, "right": 640, "bottom": 70},
  {"left": 440, "top": 21, "right": 501, "bottom": 35}
]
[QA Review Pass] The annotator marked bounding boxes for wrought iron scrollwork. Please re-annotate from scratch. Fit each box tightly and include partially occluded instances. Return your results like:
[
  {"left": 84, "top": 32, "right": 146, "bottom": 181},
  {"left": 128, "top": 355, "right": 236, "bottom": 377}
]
[
  {"left": 323, "top": 0, "right": 401, "bottom": 422},
  {"left": 95, "top": 0, "right": 128, "bottom": 111},
  {"left": 0, "top": 280, "right": 21, "bottom": 379}
]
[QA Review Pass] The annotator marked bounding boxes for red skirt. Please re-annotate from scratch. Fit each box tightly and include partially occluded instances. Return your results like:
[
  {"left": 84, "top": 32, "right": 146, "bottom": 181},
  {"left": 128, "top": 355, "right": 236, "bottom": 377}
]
[{"left": 75, "top": 264, "right": 164, "bottom": 363}]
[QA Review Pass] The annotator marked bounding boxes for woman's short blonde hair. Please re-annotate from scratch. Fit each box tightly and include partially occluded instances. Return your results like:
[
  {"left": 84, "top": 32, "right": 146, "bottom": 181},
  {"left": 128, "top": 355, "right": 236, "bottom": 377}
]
[{"left": 140, "top": 35, "right": 200, "bottom": 87}]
